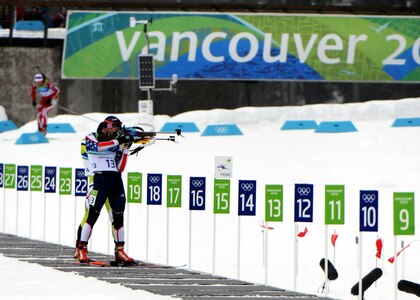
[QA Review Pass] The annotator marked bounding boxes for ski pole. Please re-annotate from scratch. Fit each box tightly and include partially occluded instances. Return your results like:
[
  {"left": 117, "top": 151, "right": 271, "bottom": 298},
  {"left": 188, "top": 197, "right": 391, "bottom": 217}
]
[{"left": 58, "top": 105, "right": 99, "bottom": 123}]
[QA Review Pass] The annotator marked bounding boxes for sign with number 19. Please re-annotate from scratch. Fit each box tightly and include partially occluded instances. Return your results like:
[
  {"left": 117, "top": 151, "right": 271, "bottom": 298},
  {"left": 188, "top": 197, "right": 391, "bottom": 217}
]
[{"left": 127, "top": 172, "right": 142, "bottom": 203}]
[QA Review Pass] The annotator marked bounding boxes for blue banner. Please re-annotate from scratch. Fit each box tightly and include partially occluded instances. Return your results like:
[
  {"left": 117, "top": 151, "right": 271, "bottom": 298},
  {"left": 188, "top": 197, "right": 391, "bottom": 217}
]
[
  {"left": 359, "top": 190, "right": 379, "bottom": 232},
  {"left": 74, "top": 168, "right": 88, "bottom": 197}
]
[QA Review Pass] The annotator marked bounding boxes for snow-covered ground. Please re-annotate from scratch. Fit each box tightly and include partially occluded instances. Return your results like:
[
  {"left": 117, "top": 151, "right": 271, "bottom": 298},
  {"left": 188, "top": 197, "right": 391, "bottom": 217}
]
[{"left": 0, "top": 98, "right": 419, "bottom": 300}]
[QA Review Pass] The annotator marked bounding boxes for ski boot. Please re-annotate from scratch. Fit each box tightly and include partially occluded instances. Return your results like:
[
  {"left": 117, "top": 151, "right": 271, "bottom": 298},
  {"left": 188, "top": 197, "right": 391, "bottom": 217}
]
[
  {"left": 78, "top": 242, "right": 89, "bottom": 263},
  {"left": 73, "top": 240, "right": 80, "bottom": 260},
  {"left": 114, "top": 242, "right": 136, "bottom": 266}
]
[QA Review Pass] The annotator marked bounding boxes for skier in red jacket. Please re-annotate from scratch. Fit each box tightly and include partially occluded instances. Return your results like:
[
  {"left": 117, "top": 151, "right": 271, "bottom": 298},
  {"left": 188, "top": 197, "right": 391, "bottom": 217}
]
[{"left": 31, "top": 73, "right": 60, "bottom": 134}]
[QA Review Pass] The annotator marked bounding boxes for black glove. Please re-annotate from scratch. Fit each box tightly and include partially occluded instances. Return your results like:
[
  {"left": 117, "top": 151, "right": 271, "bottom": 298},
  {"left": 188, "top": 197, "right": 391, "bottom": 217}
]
[
  {"left": 32, "top": 101, "right": 37, "bottom": 108},
  {"left": 45, "top": 98, "right": 52, "bottom": 105},
  {"left": 117, "top": 135, "right": 134, "bottom": 145}
]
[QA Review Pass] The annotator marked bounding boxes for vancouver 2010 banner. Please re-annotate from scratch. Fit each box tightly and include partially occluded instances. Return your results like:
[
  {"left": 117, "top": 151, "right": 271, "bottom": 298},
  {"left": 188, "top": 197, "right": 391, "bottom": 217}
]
[{"left": 62, "top": 11, "right": 420, "bottom": 82}]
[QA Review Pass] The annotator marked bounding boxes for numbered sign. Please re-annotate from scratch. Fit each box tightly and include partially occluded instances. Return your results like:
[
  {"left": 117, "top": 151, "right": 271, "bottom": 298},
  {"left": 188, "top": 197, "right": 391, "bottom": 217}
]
[
  {"left": 147, "top": 173, "right": 162, "bottom": 205},
  {"left": 393, "top": 192, "right": 415, "bottom": 235},
  {"left": 167, "top": 175, "right": 182, "bottom": 208},
  {"left": 189, "top": 177, "right": 206, "bottom": 210},
  {"left": 238, "top": 180, "right": 256, "bottom": 216},
  {"left": 44, "top": 166, "right": 56, "bottom": 193},
  {"left": 74, "top": 168, "right": 88, "bottom": 196},
  {"left": 4, "top": 164, "right": 16, "bottom": 189},
  {"left": 17, "top": 166, "right": 29, "bottom": 191},
  {"left": 59, "top": 167, "right": 72, "bottom": 195},
  {"left": 359, "top": 190, "right": 378, "bottom": 232},
  {"left": 214, "top": 179, "right": 230, "bottom": 214},
  {"left": 127, "top": 172, "right": 142, "bottom": 203},
  {"left": 294, "top": 184, "right": 313, "bottom": 222},
  {"left": 265, "top": 184, "right": 283, "bottom": 222},
  {"left": 30, "top": 165, "right": 43, "bottom": 192},
  {"left": 0, "top": 163, "right": 3, "bottom": 188},
  {"left": 325, "top": 185, "right": 345, "bottom": 225}
]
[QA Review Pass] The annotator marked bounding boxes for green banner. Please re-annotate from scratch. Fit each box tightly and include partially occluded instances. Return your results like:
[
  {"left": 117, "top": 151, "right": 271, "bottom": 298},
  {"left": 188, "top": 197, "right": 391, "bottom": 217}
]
[
  {"left": 213, "top": 179, "right": 230, "bottom": 214},
  {"left": 4, "top": 164, "right": 16, "bottom": 189},
  {"left": 265, "top": 185, "right": 283, "bottom": 222},
  {"left": 393, "top": 192, "right": 415, "bottom": 235},
  {"left": 167, "top": 175, "right": 182, "bottom": 208},
  {"left": 127, "top": 172, "right": 142, "bottom": 203},
  {"left": 64, "top": 12, "right": 420, "bottom": 82},
  {"left": 59, "top": 167, "right": 72, "bottom": 195},
  {"left": 30, "top": 165, "right": 43, "bottom": 192},
  {"left": 325, "top": 185, "right": 345, "bottom": 225}
]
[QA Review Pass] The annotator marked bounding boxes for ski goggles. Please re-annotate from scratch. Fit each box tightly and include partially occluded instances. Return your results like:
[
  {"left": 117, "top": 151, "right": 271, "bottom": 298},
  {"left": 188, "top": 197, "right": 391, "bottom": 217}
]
[{"left": 104, "top": 120, "right": 122, "bottom": 129}]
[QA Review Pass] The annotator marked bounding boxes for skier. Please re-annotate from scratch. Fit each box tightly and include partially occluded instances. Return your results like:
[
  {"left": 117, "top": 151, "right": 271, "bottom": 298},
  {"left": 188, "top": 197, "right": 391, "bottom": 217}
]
[
  {"left": 31, "top": 73, "right": 60, "bottom": 134},
  {"left": 78, "top": 116, "right": 138, "bottom": 265},
  {"left": 73, "top": 121, "right": 114, "bottom": 260}
]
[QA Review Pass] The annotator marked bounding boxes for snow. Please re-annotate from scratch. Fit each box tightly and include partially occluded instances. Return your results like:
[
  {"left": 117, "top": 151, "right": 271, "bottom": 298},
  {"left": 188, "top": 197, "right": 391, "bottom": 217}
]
[{"left": 0, "top": 98, "right": 419, "bottom": 300}]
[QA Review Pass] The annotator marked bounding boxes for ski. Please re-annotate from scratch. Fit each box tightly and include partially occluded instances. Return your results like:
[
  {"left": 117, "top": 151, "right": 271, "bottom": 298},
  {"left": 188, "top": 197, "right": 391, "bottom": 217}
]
[{"left": 75, "top": 259, "right": 179, "bottom": 268}]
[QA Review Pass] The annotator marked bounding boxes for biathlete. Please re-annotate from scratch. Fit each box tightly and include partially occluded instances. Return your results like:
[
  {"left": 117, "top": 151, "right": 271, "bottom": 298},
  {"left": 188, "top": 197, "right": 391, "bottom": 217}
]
[{"left": 31, "top": 73, "right": 59, "bottom": 135}]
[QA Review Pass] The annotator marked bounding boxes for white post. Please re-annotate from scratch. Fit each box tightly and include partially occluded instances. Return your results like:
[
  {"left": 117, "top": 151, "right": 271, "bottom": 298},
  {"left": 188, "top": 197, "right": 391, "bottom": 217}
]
[
  {"left": 16, "top": 191, "right": 19, "bottom": 235},
  {"left": 358, "top": 233, "right": 363, "bottom": 300},
  {"left": 237, "top": 216, "right": 241, "bottom": 279},
  {"left": 294, "top": 223, "right": 298, "bottom": 291},
  {"left": 73, "top": 196, "right": 77, "bottom": 244},
  {"left": 146, "top": 204, "right": 149, "bottom": 261},
  {"left": 58, "top": 195, "right": 61, "bottom": 243},
  {"left": 212, "top": 214, "right": 216, "bottom": 275},
  {"left": 264, "top": 221, "right": 269, "bottom": 285},
  {"left": 43, "top": 193, "right": 46, "bottom": 241},
  {"left": 29, "top": 193, "right": 33, "bottom": 239},
  {"left": 188, "top": 210, "right": 192, "bottom": 268},
  {"left": 3, "top": 188, "right": 6, "bottom": 231},
  {"left": 324, "top": 225, "right": 329, "bottom": 295},
  {"left": 166, "top": 207, "right": 170, "bottom": 265},
  {"left": 394, "top": 237, "right": 398, "bottom": 300}
]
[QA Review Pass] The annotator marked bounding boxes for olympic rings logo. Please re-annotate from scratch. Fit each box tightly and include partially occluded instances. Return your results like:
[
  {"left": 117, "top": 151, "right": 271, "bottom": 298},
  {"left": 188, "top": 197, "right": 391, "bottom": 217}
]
[
  {"left": 76, "top": 170, "right": 85, "bottom": 177},
  {"left": 46, "top": 168, "right": 55, "bottom": 175},
  {"left": 215, "top": 127, "right": 229, "bottom": 134},
  {"left": 191, "top": 180, "right": 204, "bottom": 188},
  {"left": 297, "top": 187, "right": 311, "bottom": 196},
  {"left": 18, "top": 167, "right": 28, "bottom": 174},
  {"left": 241, "top": 183, "right": 254, "bottom": 191},
  {"left": 362, "top": 194, "right": 376, "bottom": 203},
  {"left": 149, "top": 176, "right": 161, "bottom": 183}
]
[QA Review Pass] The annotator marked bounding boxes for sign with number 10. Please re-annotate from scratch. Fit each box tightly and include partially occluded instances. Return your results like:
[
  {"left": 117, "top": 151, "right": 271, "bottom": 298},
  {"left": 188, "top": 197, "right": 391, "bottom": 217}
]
[
  {"left": 127, "top": 172, "right": 142, "bottom": 203},
  {"left": 238, "top": 180, "right": 256, "bottom": 216},
  {"left": 147, "top": 173, "right": 162, "bottom": 205},
  {"left": 214, "top": 179, "right": 230, "bottom": 214},
  {"left": 265, "top": 184, "right": 283, "bottom": 222},
  {"left": 393, "top": 192, "right": 415, "bottom": 235},
  {"left": 359, "top": 190, "right": 378, "bottom": 232},
  {"left": 294, "top": 183, "right": 313, "bottom": 222},
  {"left": 17, "top": 166, "right": 29, "bottom": 191},
  {"left": 325, "top": 185, "right": 345, "bottom": 225}
]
